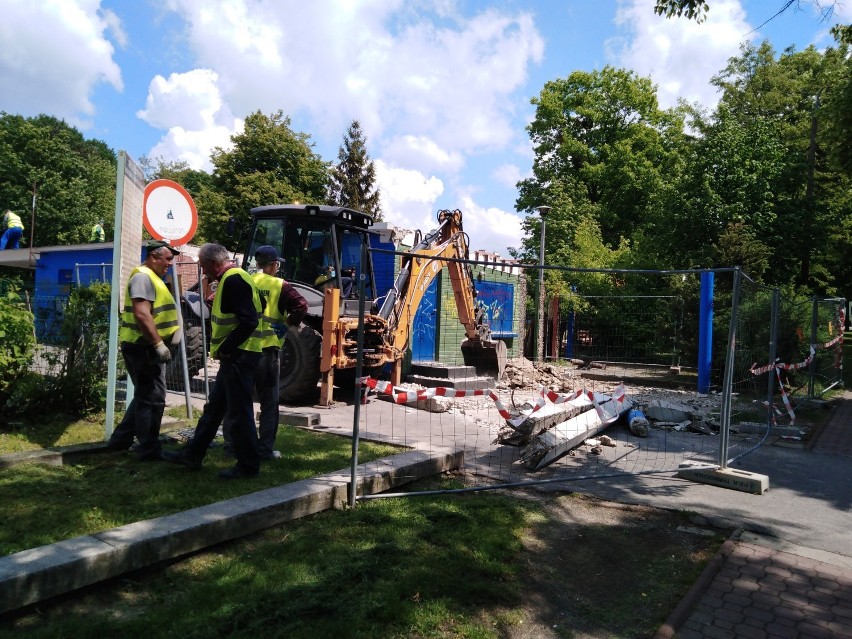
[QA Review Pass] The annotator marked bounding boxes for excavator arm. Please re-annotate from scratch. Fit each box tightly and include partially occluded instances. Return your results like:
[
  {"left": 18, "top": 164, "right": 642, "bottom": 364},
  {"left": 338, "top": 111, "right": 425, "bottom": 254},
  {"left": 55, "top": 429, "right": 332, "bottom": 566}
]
[{"left": 378, "top": 209, "right": 507, "bottom": 382}]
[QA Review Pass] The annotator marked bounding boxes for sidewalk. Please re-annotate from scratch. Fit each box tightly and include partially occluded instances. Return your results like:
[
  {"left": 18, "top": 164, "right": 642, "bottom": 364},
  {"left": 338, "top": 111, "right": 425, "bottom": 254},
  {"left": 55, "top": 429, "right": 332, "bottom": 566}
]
[{"left": 655, "top": 392, "right": 852, "bottom": 639}]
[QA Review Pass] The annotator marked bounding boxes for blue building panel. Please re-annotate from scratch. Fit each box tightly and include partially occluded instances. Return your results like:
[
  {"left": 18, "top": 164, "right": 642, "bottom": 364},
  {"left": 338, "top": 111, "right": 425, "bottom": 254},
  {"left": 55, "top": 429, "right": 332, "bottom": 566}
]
[{"left": 475, "top": 280, "right": 516, "bottom": 337}]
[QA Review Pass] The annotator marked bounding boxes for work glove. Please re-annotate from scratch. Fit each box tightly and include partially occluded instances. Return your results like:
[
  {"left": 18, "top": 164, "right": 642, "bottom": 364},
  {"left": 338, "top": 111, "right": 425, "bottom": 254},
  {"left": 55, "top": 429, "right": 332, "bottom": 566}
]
[{"left": 153, "top": 340, "right": 172, "bottom": 363}]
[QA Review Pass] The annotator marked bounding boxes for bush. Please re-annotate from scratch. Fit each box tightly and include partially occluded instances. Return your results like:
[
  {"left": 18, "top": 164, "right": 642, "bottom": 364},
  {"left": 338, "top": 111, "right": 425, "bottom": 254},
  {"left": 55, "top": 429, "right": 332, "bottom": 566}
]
[
  {"left": 0, "top": 283, "right": 36, "bottom": 416},
  {"left": 57, "top": 283, "right": 113, "bottom": 414},
  {"left": 3, "top": 283, "right": 113, "bottom": 419}
]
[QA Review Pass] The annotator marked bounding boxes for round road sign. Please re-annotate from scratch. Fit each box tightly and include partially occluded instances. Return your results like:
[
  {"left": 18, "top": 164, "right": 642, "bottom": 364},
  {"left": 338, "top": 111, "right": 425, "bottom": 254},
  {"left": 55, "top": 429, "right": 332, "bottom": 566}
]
[{"left": 143, "top": 179, "right": 198, "bottom": 246}]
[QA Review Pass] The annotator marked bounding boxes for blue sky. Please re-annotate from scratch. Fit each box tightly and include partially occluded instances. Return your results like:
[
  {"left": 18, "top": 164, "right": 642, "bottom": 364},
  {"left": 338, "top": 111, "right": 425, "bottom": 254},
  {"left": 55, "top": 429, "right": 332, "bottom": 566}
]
[{"left": 1, "top": 0, "right": 849, "bottom": 255}]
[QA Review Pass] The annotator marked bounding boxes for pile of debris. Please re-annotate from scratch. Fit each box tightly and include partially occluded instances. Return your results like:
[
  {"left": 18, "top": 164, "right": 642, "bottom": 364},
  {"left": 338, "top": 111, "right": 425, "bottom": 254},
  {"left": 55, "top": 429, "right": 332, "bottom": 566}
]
[{"left": 382, "top": 357, "right": 725, "bottom": 471}]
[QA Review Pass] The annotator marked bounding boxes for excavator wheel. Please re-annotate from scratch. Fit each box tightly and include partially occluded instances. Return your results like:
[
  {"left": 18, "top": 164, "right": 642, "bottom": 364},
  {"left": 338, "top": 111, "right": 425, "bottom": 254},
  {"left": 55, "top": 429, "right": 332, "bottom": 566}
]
[
  {"left": 279, "top": 324, "right": 322, "bottom": 404},
  {"left": 165, "top": 325, "right": 206, "bottom": 392},
  {"left": 460, "top": 338, "right": 508, "bottom": 382}
]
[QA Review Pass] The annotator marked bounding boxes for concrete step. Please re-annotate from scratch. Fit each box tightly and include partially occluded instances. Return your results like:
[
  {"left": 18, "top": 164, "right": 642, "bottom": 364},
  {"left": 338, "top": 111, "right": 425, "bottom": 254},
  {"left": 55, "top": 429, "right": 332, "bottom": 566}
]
[
  {"left": 406, "top": 374, "right": 493, "bottom": 391},
  {"left": 409, "top": 362, "right": 479, "bottom": 380}
]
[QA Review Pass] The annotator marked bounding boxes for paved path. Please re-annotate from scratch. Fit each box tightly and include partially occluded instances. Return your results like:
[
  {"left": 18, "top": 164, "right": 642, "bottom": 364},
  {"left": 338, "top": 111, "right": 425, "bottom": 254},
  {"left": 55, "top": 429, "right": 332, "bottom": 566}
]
[{"left": 654, "top": 392, "right": 852, "bottom": 639}]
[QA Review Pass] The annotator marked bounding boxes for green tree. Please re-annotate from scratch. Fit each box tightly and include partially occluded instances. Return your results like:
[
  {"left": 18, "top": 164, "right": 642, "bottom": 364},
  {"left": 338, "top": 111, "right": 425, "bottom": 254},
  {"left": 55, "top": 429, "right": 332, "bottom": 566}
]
[
  {"left": 662, "top": 104, "right": 786, "bottom": 272},
  {"left": 710, "top": 41, "right": 851, "bottom": 292},
  {"left": 328, "top": 120, "right": 382, "bottom": 221},
  {"left": 515, "top": 66, "right": 686, "bottom": 268},
  {"left": 210, "top": 110, "right": 330, "bottom": 249},
  {"left": 0, "top": 113, "right": 116, "bottom": 247}
]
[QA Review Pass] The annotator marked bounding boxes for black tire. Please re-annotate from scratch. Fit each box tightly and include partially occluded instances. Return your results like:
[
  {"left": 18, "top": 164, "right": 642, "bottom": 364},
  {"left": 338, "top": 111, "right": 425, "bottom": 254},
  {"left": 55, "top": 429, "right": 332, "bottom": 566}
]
[
  {"left": 279, "top": 324, "right": 322, "bottom": 404},
  {"left": 166, "top": 325, "right": 206, "bottom": 392}
]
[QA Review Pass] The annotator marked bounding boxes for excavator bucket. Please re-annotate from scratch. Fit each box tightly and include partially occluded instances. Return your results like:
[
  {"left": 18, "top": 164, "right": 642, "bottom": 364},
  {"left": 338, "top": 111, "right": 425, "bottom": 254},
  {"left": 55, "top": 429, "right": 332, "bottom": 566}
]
[{"left": 460, "top": 338, "right": 508, "bottom": 382}]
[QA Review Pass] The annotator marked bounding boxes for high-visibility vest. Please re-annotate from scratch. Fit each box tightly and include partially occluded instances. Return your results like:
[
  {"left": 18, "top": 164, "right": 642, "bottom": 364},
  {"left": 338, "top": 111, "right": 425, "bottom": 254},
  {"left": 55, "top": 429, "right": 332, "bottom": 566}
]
[
  {"left": 90, "top": 223, "right": 104, "bottom": 242},
  {"left": 210, "top": 268, "right": 263, "bottom": 357},
  {"left": 252, "top": 272, "right": 288, "bottom": 348},
  {"left": 118, "top": 266, "right": 179, "bottom": 344},
  {"left": 4, "top": 212, "right": 23, "bottom": 230}
]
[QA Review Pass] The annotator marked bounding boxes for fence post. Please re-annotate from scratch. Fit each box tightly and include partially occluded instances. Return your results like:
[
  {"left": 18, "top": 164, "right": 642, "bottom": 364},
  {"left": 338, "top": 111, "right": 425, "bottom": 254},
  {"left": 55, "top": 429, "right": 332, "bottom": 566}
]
[
  {"left": 718, "top": 267, "right": 742, "bottom": 470},
  {"left": 808, "top": 296, "right": 818, "bottom": 398},
  {"left": 765, "top": 289, "right": 780, "bottom": 429},
  {"left": 697, "top": 271, "right": 714, "bottom": 393},
  {"left": 349, "top": 241, "right": 368, "bottom": 508}
]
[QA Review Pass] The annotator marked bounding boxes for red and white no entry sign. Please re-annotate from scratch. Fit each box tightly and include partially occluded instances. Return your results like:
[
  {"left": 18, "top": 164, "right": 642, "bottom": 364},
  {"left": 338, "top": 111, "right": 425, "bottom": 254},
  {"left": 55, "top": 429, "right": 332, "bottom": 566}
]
[{"left": 143, "top": 179, "right": 198, "bottom": 246}]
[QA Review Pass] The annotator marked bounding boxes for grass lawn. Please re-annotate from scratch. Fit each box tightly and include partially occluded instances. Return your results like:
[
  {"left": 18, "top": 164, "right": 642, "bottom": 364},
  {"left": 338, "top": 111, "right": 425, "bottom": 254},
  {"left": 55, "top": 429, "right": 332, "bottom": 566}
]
[
  {"left": 0, "top": 480, "right": 724, "bottom": 639},
  {"left": 0, "top": 422, "right": 401, "bottom": 556}
]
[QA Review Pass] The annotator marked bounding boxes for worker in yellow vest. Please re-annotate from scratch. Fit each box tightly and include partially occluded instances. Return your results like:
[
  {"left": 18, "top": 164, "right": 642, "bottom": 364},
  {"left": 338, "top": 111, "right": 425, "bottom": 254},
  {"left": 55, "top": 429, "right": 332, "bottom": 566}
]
[
  {"left": 1, "top": 210, "right": 24, "bottom": 250},
  {"left": 163, "top": 243, "right": 264, "bottom": 479},
  {"left": 108, "top": 239, "right": 181, "bottom": 460},
  {"left": 243, "top": 245, "right": 307, "bottom": 460},
  {"left": 90, "top": 219, "right": 105, "bottom": 243}
]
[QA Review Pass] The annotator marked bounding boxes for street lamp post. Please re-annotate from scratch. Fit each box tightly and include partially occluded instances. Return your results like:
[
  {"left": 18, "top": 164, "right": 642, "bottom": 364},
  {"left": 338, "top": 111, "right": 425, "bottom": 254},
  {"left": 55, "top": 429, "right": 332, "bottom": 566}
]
[{"left": 535, "top": 205, "right": 551, "bottom": 362}]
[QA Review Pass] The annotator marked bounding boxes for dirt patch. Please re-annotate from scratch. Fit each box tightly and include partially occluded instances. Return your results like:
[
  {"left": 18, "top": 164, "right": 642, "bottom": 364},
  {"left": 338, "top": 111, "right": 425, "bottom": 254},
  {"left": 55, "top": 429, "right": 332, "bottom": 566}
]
[{"left": 495, "top": 490, "right": 726, "bottom": 639}]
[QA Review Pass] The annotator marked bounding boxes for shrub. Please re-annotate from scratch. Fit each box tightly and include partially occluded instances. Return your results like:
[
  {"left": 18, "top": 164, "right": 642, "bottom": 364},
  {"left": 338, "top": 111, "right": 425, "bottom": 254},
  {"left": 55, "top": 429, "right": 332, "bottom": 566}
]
[{"left": 0, "top": 283, "right": 36, "bottom": 417}]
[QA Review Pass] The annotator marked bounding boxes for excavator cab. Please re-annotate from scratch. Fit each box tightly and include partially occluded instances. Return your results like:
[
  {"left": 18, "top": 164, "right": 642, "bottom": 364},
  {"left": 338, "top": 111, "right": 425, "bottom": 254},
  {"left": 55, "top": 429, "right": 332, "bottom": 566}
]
[{"left": 244, "top": 205, "right": 376, "bottom": 324}]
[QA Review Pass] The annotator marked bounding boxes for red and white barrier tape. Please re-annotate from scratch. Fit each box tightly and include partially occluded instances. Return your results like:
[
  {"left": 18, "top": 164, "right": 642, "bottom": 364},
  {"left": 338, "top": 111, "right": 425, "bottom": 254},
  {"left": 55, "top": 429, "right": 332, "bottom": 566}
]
[
  {"left": 750, "top": 332, "right": 843, "bottom": 376},
  {"left": 359, "top": 378, "right": 627, "bottom": 429}
]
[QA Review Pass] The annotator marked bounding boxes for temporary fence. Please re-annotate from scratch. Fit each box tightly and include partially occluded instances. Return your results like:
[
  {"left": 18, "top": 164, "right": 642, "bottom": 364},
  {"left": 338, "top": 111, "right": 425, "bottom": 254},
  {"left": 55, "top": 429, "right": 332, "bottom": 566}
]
[{"left": 347, "top": 256, "right": 845, "bottom": 503}]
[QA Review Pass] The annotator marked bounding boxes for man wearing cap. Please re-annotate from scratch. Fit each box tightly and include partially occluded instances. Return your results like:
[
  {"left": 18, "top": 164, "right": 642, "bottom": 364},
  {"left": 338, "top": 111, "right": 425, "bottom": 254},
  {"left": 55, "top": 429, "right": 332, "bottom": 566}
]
[
  {"left": 315, "top": 265, "right": 354, "bottom": 298},
  {"left": 108, "top": 239, "right": 181, "bottom": 460},
  {"left": 163, "top": 243, "right": 264, "bottom": 479},
  {"left": 90, "top": 219, "right": 106, "bottom": 243},
  {"left": 243, "top": 245, "right": 307, "bottom": 460},
  {"left": 0, "top": 210, "right": 24, "bottom": 250}
]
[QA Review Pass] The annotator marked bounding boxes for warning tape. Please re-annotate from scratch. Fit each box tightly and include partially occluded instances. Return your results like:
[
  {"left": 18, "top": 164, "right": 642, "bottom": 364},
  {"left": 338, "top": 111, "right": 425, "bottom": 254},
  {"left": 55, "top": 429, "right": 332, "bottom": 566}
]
[
  {"left": 359, "top": 378, "right": 628, "bottom": 429},
  {"left": 750, "top": 332, "right": 843, "bottom": 376},
  {"left": 750, "top": 312, "right": 845, "bottom": 423},
  {"left": 775, "top": 367, "right": 796, "bottom": 425}
]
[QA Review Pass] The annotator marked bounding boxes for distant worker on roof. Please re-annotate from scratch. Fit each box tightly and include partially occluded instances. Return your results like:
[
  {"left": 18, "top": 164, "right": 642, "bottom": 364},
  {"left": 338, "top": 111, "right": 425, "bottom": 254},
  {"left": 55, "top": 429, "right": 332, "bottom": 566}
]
[
  {"left": 90, "top": 219, "right": 106, "bottom": 243},
  {"left": 0, "top": 210, "right": 24, "bottom": 250}
]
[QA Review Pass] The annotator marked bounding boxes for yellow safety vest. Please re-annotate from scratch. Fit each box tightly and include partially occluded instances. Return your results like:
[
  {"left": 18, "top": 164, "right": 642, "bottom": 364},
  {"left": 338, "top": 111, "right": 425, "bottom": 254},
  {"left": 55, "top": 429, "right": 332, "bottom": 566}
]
[
  {"left": 90, "top": 224, "right": 105, "bottom": 242},
  {"left": 210, "top": 268, "right": 263, "bottom": 357},
  {"left": 5, "top": 212, "right": 23, "bottom": 230},
  {"left": 118, "top": 266, "right": 179, "bottom": 344},
  {"left": 252, "top": 272, "right": 288, "bottom": 348}
]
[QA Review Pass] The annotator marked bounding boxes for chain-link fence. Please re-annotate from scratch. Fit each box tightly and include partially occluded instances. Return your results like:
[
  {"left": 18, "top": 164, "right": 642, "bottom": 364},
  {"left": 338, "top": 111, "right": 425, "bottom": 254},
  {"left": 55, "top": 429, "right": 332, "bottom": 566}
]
[{"left": 349, "top": 256, "right": 845, "bottom": 500}]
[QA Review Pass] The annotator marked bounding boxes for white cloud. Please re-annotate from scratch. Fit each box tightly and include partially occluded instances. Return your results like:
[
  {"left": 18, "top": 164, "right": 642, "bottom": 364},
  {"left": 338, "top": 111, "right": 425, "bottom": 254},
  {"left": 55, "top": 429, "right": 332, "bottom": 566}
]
[
  {"left": 138, "top": 69, "right": 242, "bottom": 171},
  {"left": 0, "top": 0, "right": 122, "bottom": 125},
  {"left": 454, "top": 193, "right": 522, "bottom": 256},
  {"left": 159, "top": 1, "right": 543, "bottom": 162},
  {"left": 610, "top": 0, "right": 752, "bottom": 109},
  {"left": 492, "top": 163, "right": 524, "bottom": 189},
  {"left": 374, "top": 159, "right": 444, "bottom": 232},
  {"left": 382, "top": 135, "right": 465, "bottom": 174}
]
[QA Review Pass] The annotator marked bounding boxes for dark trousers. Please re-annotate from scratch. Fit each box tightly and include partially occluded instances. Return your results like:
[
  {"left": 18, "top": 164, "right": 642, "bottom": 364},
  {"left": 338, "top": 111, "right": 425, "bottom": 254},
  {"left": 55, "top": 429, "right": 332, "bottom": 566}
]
[
  {"left": 110, "top": 342, "right": 167, "bottom": 459},
  {"left": 222, "top": 347, "right": 280, "bottom": 458},
  {"left": 255, "top": 348, "right": 281, "bottom": 458},
  {"left": 184, "top": 349, "right": 261, "bottom": 475}
]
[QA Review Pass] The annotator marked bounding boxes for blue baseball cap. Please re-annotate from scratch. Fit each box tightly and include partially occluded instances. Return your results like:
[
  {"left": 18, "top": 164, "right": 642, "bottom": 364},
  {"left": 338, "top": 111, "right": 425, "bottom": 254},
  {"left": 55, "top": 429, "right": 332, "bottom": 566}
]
[{"left": 255, "top": 245, "right": 281, "bottom": 265}]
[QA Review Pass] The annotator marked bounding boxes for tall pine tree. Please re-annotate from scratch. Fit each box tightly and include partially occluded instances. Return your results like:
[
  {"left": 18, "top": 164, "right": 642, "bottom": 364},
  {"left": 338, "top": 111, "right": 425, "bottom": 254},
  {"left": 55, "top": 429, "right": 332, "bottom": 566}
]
[{"left": 328, "top": 120, "right": 382, "bottom": 221}]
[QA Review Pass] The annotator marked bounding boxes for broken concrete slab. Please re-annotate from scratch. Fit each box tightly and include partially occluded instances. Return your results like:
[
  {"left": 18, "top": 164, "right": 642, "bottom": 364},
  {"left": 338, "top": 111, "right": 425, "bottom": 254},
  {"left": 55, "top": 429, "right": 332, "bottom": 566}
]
[
  {"left": 645, "top": 399, "right": 693, "bottom": 422},
  {"left": 518, "top": 394, "right": 633, "bottom": 471},
  {"left": 495, "top": 399, "right": 592, "bottom": 446}
]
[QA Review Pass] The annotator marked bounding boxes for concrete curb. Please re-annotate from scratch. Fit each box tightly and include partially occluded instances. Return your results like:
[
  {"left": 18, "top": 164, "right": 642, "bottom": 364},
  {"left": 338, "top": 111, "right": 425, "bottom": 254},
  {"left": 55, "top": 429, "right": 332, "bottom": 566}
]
[{"left": 0, "top": 448, "right": 462, "bottom": 615}]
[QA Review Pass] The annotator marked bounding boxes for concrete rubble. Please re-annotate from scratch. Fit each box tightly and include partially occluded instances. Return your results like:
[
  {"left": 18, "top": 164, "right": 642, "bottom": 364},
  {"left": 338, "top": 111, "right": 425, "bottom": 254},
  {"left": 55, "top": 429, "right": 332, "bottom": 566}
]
[{"left": 515, "top": 391, "right": 633, "bottom": 471}]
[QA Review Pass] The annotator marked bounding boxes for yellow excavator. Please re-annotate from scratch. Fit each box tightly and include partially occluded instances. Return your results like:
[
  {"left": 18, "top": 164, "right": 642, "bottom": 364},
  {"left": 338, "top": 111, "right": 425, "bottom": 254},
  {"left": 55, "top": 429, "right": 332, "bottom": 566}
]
[{"left": 240, "top": 205, "right": 508, "bottom": 405}]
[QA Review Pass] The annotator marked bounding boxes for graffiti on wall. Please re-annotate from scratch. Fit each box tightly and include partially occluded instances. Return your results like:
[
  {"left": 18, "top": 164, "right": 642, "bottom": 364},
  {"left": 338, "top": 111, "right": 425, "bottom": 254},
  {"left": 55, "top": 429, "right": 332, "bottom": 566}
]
[{"left": 437, "top": 279, "right": 516, "bottom": 337}]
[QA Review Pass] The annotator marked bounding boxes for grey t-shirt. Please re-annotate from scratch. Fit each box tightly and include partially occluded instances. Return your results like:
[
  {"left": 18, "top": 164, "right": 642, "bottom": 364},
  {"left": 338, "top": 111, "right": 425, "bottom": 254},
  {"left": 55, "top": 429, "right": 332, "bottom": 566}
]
[{"left": 128, "top": 272, "right": 156, "bottom": 302}]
